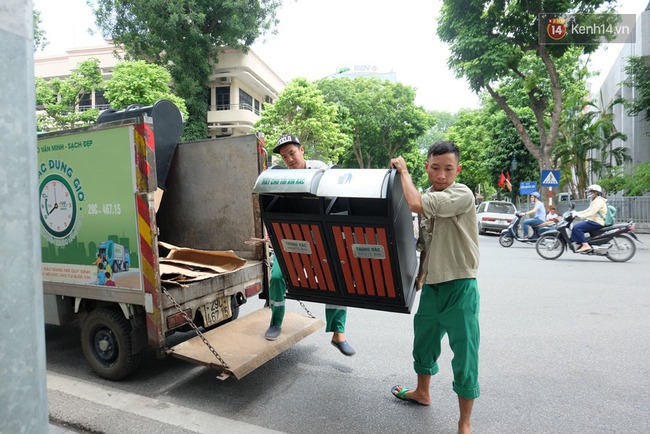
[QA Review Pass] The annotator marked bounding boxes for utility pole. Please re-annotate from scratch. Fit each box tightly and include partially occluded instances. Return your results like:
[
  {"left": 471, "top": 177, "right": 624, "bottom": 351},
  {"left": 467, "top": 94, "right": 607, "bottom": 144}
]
[{"left": 0, "top": 1, "right": 49, "bottom": 432}]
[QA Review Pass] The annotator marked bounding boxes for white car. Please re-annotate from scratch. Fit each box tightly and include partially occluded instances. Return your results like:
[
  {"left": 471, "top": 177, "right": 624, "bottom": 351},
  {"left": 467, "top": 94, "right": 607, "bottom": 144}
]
[{"left": 476, "top": 201, "right": 516, "bottom": 235}]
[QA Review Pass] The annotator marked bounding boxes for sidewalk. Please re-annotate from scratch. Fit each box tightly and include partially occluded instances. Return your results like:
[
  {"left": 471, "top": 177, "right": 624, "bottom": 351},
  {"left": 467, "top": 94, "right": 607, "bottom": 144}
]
[{"left": 47, "top": 372, "right": 283, "bottom": 434}]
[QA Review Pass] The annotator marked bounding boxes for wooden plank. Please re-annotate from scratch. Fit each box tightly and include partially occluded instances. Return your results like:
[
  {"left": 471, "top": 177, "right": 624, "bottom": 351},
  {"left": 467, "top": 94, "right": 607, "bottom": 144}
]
[{"left": 167, "top": 309, "right": 324, "bottom": 379}]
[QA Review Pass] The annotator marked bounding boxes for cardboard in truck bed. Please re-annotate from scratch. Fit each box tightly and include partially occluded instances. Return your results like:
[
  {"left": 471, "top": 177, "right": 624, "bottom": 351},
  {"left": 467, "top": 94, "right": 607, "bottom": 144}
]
[
  {"left": 168, "top": 308, "right": 324, "bottom": 379},
  {"left": 158, "top": 241, "right": 248, "bottom": 285}
]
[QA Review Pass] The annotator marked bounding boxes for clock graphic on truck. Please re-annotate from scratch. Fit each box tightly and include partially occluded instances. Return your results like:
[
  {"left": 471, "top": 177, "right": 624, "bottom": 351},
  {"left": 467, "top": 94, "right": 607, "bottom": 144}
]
[{"left": 39, "top": 174, "right": 77, "bottom": 238}]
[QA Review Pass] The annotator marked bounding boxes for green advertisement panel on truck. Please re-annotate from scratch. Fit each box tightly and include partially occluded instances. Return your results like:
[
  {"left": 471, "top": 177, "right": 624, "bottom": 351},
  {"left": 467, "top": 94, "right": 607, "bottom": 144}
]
[{"left": 39, "top": 105, "right": 321, "bottom": 380}]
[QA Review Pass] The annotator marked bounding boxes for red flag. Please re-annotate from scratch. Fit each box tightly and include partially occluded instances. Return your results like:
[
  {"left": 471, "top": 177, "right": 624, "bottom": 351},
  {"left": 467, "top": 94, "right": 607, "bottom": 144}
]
[
  {"left": 505, "top": 171, "right": 512, "bottom": 192},
  {"left": 498, "top": 172, "right": 506, "bottom": 188}
]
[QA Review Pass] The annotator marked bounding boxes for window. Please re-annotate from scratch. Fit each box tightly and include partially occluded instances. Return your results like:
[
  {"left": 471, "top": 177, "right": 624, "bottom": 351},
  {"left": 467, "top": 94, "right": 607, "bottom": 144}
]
[
  {"left": 95, "top": 90, "right": 109, "bottom": 109},
  {"left": 239, "top": 89, "right": 253, "bottom": 111},
  {"left": 216, "top": 87, "right": 230, "bottom": 110},
  {"left": 489, "top": 203, "right": 516, "bottom": 214},
  {"left": 254, "top": 99, "right": 260, "bottom": 115},
  {"left": 79, "top": 92, "right": 92, "bottom": 111}
]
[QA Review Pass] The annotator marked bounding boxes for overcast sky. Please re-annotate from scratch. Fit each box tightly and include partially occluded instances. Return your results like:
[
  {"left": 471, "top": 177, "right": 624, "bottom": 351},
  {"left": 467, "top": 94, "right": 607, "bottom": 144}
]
[{"left": 35, "top": 0, "right": 648, "bottom": 113}]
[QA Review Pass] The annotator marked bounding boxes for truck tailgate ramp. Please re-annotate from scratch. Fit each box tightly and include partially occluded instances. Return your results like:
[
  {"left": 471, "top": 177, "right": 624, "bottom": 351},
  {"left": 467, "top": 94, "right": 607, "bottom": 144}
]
[{"left": 167, "top": 309, "right": 323, "bottom": 379}]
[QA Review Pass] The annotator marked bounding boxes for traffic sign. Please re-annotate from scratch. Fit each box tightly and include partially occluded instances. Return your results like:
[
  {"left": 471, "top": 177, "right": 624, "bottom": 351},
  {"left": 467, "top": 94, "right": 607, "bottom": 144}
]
[
  {"left": 541, "top": 170, "right": 560, "bottom": 187},
  {"left": 520, "top": 181, "right": 537, "bottom": 195}
]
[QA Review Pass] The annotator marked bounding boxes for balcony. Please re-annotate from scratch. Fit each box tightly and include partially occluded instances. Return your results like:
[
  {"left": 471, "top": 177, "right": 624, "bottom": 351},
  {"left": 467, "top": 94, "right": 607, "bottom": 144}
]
[{"left": 207, "top": 103, "right": 260, "bottom": 132}]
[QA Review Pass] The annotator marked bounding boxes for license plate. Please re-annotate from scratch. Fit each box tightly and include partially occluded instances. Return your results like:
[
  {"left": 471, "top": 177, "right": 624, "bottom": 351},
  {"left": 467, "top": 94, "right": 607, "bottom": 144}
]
[
  {"left": 496, "top": 220, "right": 505, "bottom": 224},
  {"left": 200, "top": 297, "right": 232, "bottom": 327}
]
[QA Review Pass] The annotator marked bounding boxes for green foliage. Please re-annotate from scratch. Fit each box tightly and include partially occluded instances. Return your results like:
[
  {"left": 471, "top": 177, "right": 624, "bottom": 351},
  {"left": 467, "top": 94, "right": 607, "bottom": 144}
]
[
  {"left": 446, "top": 109, "right": 492, "bottom": 194},
  {"left": 254, "top": 78, "right": 349, "bottom": 164},
  {"left": 554, "top": 92, "right": 630, "bottom": 196},
  {"left": 622, "top": 56, "right": 650, "bottom": 123},
  {"left": 437, "top": 0, "right": 617, "bottom": 188},
  {"left": 597, "top": 163, "right": 650, "bottom": 196},
  {"left": 89, "top": 0, "right": 281, "bottom": 142},
  {"left": 36, "top": 59, "right": 103, "bottom": 131},
  {"left": 416, "top": 111, "right": 458, "bottom": 151},
  {"left": 318, "top": 77, "right": 433, "bottom": 168},
  {"left": 33, "top": 9, "right": 48, "bottom": 52},
  {"left": 104, "top": 61, "right": 188, "bottom": 119}
]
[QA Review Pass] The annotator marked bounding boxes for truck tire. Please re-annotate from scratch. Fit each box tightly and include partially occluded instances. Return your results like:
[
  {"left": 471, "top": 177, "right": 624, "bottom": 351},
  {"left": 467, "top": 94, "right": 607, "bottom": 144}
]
[{"left": 81, "top": 307, "right": 141, "bottom": 380}]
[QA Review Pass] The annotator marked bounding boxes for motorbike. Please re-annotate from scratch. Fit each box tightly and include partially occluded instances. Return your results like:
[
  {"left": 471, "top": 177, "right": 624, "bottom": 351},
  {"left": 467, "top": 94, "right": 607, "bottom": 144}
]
[
  {"left": 499, "top": 213, "right": 555, "bottom": 247},
  {"left": 535, "top": 210, "right": 639, "bottom": 262}
]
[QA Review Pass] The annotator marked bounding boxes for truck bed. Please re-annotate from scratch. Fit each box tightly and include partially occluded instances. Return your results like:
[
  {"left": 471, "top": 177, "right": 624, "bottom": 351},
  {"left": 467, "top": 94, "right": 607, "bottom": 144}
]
[{"left": 168, "top": 308, "right": 323, "bottom": 379}]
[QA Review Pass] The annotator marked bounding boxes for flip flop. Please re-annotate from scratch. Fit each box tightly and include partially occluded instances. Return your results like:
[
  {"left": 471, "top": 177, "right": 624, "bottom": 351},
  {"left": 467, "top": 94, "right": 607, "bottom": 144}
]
[{"left": 390, "top": 385, "right": 428, "bottom": 406}]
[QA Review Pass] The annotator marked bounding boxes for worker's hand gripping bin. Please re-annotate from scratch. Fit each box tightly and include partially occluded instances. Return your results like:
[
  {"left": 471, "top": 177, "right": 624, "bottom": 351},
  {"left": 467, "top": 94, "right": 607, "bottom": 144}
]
[{"left": 253, "top": 167, "right": 418, "bottom": 313}]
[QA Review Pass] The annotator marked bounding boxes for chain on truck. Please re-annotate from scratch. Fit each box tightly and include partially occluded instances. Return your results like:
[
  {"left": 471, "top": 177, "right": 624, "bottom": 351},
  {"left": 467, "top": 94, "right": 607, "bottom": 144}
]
[{"left": 39, "top": 100, "right": 322, "bottom": 381}]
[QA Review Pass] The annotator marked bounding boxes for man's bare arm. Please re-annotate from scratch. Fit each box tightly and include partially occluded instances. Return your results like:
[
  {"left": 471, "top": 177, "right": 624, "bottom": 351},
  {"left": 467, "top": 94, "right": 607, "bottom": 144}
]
[{"left": 390, "top": 156, "right": 423, "bottom": 214}]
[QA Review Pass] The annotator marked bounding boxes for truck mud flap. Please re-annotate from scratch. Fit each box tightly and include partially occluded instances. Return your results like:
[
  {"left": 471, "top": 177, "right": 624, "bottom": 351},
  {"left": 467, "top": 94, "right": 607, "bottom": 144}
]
[{"left": 167, "top": 308, "right": 323, "bottom": 380}]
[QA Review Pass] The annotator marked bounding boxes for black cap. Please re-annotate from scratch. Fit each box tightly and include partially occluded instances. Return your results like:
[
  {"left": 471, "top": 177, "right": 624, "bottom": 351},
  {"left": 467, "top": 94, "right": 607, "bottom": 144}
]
[{"left": 273, "top": 134, "right": 301, "bottom": 153}]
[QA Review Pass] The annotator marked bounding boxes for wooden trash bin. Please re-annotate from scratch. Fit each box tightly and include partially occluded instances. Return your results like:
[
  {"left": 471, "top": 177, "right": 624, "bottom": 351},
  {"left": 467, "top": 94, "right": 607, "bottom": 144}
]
[{"left": 253, "top": 167, "right": 417, "bottom": 314}]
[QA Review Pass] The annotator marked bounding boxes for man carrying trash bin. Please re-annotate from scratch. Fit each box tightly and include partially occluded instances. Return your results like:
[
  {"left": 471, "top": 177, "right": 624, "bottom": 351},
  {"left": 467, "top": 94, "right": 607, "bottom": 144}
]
[{"left": 263, "top": 134, "right": 355, "bottom": 356}]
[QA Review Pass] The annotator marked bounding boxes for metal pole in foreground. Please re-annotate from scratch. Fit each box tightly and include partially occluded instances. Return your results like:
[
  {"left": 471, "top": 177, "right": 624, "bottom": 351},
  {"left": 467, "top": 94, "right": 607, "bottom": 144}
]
[{"left": 0, "top": 2, "right": 49, "bottom": 432}]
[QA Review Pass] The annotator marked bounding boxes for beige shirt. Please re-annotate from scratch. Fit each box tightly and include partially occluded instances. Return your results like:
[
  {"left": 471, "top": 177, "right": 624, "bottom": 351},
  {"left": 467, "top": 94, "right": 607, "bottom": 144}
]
[
  {"left": 417, "top": 182, "right": 479, "bottom": 285},
  {"left": 574, "top": 196, "right": 607, "bottom": 226}
]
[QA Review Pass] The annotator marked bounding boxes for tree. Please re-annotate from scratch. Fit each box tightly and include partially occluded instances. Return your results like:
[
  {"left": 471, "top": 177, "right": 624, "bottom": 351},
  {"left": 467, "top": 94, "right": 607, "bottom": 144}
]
[
  {"left": 254, "top": 78, "right": 349, "bottom": 163},
  {"left": 597, "top": 162, "right": 650, "bottom": 196},
  {"left": 89, "top": 0, "right": 281, "bottom": 141},
  {"left": 104, "top": 60, "right": 188, "bottom": 119},
  {"left": 33, "top": 9, "right": 48, "bottom": 52},
  {"left": 554, "top": 93, "right": 629, "bottom": 197},
  {"left": 622, "top": 56, "right": 650, "bottom": 124},
  {"left": 318, "top": 77, "right": 432, "bottom": 168},
  {"left": 446, "top": 109, "right": 492, "bottom": 195},
  {"left": 437, "top": 0, "right": 618, "bottom": 191},
  {"left": 416, "top": 111, "right": 457, "bottom": 151},
  {"left": 36, "top": 58, "right": 103, "bottom": 131}
]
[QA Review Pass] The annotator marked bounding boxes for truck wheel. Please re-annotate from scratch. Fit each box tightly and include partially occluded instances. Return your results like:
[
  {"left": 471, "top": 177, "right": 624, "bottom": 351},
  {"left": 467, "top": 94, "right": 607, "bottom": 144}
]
[
  {"left": 124, "top": 262, "right": 130, "bottom": 271},
  {"left": 81, "top": 307, "right": 141, "bottom": 380}
]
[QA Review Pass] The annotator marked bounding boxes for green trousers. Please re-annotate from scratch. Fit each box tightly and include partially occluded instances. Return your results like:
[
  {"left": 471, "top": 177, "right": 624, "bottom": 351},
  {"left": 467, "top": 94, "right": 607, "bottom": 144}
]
[
  {"left": 269, "top": 258, "right": 346, "bottom": 333},
  {"left": 413, "top": 278, "right": 480, "bottom": 400}
]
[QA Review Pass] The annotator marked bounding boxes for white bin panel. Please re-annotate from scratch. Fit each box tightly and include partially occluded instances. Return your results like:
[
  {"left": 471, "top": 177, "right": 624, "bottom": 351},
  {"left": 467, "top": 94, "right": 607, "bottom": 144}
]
[
  {"left": 253, "top": 168, "right": 325, "bottom": 195},
  {"left": 315, "top": 169, "right": 390, "bottom": 198}
]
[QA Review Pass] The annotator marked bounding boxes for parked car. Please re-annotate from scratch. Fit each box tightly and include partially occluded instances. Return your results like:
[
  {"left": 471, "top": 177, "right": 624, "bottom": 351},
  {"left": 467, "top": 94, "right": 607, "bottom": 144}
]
[{"left": 476, "top": 201, "right": 516, "bottom": 235}]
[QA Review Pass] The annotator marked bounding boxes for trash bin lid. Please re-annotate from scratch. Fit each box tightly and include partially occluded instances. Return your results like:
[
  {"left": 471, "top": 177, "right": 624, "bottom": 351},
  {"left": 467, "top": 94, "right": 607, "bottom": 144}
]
[
  {"left": 253, "top": 167, "right": 325, "bottom": 195},
  {"left": 316, "top": 169, "right": 390, "bottom": 198}
]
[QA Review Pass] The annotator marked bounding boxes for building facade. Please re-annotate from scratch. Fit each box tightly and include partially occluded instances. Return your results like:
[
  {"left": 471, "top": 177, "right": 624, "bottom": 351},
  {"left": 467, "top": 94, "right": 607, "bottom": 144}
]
[
  {"left": 599, "top": 3, "right": 650, "bottom": 168},
  {"left": 34, "top": 44, "right": 286, "bottom": 138}
]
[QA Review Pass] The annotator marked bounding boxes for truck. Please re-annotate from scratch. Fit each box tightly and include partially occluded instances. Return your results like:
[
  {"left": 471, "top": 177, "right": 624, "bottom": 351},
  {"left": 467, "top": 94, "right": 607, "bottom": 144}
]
[
  {"left": 97, "top": 240, "right": 130, "bottom": 272},
  {"left": 38, "top": 102, "right": 322, "bottom": 380}
]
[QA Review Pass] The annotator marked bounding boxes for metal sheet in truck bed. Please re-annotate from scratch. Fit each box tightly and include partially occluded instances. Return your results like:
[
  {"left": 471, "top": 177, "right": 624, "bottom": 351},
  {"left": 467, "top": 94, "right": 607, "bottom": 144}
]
[{"left": 167, "top": 308, "right": 323, "bottom": 379}]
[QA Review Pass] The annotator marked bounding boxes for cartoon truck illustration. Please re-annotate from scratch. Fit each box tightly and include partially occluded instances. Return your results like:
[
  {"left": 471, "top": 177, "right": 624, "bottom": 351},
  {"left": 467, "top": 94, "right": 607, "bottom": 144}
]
[{"left": 97, "top": 240, "right": 130, "bottom": 272}]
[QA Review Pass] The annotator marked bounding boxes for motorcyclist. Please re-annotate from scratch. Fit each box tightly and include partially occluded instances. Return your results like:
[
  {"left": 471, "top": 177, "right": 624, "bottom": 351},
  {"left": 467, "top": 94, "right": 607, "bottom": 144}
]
[
  {"left": 519, "top": 192, "right": 545, "bottom": 239},
  {"left": 571, "top": 184, "right": 608, "bottom": 253}
]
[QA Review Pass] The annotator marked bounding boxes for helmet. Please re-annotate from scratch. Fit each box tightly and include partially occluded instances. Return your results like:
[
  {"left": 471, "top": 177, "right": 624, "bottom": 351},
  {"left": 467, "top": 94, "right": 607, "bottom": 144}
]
[
  {"left": 530, "top": 192, "right": 541, "bottom": 200},
  {"left": 586, "top": 184, "right": 602, "bottom": 195}
]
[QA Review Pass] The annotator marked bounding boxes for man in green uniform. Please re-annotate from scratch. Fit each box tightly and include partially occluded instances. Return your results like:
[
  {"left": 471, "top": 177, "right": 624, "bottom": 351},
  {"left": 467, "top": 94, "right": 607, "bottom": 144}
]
[
  {"left": 264, "top": 134, "right": 355, "bottom": 356},
  {"left": 390, "top": 141, "right": 480, "bottom": 434}
]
